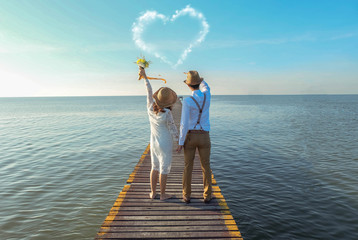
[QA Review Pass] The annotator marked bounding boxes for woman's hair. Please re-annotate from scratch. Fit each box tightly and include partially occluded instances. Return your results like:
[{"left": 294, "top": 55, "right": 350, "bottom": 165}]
[
  {"left": 153, "top": 102, "right": 172, "bottom": 115},
  {"left": 189, "top": 84, "right": 200, "bottom": 89}
]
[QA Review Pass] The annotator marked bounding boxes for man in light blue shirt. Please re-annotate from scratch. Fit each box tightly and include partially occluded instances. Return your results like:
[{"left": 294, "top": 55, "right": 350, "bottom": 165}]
[{"left": 177, "top": 70, "right": 212, "bottom": 204}]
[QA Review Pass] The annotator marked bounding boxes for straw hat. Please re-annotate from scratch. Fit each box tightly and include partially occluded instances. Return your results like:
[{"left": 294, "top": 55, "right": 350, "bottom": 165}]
[
  {"left": 184, "top": 70, "right": 203, "bottom": 85},
  {"left": 153, "top": 87, "right": 177, "bottom": 108}
]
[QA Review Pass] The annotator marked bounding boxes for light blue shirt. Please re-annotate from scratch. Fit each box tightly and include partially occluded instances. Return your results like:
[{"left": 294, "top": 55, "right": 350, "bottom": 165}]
[{"left": 179, "top": 80, "right": 211, "bottom": 145}]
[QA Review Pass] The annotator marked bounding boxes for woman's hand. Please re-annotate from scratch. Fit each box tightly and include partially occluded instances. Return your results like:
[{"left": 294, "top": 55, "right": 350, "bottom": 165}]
[
  {"left": 138, "top": 67, "right": 147, "bottom": 80},
  {"left": 176, "top": 145, "right": 183, "bottom": 153}
]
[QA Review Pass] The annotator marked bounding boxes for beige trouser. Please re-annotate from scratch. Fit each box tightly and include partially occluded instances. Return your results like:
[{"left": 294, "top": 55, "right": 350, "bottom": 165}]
[{"left": 183, "top": 131, "right": 212, "bottom": 199}]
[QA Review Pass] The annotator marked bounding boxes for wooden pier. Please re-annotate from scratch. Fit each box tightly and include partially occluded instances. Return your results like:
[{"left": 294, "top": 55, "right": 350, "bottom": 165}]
[{"left": 95, "top": 100, "right": 243, "bottom": 239}]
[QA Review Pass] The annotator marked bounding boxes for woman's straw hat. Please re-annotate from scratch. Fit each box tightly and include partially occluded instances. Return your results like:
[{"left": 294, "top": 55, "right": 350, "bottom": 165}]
[
  {"left": 184, "top": 70, "right": 203, "bottom": 85},
  {"left": 153, "top": 87, "right": 178, "bottom": 108}
]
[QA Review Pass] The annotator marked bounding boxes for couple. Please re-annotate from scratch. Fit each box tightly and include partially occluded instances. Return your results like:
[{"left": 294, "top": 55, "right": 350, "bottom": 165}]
[{"left": 139, "top": 67, "right": 212, "bottom": 204}]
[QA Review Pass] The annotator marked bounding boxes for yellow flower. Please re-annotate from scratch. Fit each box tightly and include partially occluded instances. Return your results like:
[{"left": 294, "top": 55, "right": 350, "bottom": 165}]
[{"left": 135, "top": 56, "right": 150, "bottom": 68}]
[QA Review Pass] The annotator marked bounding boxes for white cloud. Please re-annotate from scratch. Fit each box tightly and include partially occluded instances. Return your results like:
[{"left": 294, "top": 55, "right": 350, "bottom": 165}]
[
  {"left": 207, "top": 31, "right": 357, "bottom": 49},
  {"left": 132, "top": 5, "right": 209, "bottom": 68},
  {"left": 79, "top": 42, "right": 134, "bottom": 53},
  {"left": 0, "top": 30, "right": 136, "bottom": 54},
  {"left": 0, "top": 44, "right": 62, "bottom": 53},
  {"left": 0, "top": 31, "right": 63, "bottom": 53},
  {"left": 330, "top": 33, "right": 357, "bottom": 40},
  {"left": 206, "top": 34, "right": 317, "bottom": 49}
]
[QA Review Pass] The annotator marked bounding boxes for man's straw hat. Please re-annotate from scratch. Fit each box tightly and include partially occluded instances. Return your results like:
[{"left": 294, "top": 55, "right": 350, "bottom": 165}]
[
  {"left": 153, "top": 87, "right": 177, "bottom": 108},
  {"left": 184, "top": 70, "right": 203, "bottom": 85}
]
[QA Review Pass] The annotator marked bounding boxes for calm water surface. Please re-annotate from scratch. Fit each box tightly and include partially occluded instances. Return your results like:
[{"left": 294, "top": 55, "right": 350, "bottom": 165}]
[{"left": 1, "top": 95, "right": 358, "bottom": 240}]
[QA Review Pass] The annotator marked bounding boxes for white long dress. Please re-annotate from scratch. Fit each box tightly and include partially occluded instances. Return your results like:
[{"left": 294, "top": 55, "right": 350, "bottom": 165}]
[{"left": 144, "top": 78, "right": 179, "bottom": 174}]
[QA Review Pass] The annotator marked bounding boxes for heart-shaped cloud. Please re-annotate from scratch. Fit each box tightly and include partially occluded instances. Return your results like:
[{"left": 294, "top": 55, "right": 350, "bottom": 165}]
[{"left": 132, "top": 5, "right": 209, "bottom": 68}]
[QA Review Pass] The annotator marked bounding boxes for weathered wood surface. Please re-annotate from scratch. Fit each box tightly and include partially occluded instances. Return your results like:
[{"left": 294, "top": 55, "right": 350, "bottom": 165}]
[{"left": 95, "top": 100, "right": 243, "bottom": 239}]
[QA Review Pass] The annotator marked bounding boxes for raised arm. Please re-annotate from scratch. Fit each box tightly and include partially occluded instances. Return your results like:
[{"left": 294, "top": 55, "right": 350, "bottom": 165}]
[
  {"left": 144, "top": 78, "right": 154, "bottom": 110},
  {"left": 139, "top": 67, "right": 153, "bottom": 110},
  {"left": 200, "top": 80, "right": 210, "bottom": 95}
]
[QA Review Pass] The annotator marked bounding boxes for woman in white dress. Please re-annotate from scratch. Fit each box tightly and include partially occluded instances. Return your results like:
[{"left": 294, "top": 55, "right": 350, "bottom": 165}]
[{"left": 139, "top": 67, "right": 179, "bottom": 200}]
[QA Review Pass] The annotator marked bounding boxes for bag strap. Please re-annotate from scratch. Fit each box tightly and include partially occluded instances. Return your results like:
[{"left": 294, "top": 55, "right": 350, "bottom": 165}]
[{"left": 190, "top": 93, "right": 206, "bottom": 130}]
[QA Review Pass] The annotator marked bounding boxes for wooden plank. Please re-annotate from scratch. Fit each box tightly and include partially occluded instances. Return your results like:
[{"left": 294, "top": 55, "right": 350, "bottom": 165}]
[
  {"left": 123, "top": 187, "right": 221, "bottom": 192},
  {"left": 96, "top": 231, "right": 241, "bottom": 239},
  {"left": 113, "top": 195, "right": 224, "bottom": 200},
  {"left": 103, "top": 220, "right": 237, "bottom": 227},
  {"left": 111, "top": 197, "right": 225, "bottom": 204},
  {"left": 109, "top": 205, "right": 229, "bottom": 211},
  {"left": 109, "top": 215, "right": 234, "bottom": 221},
  {"left": 129, "top": 180, "right": 208, "bottom": 184},
  {"left": 121, "top": 190, "right": 219, "bottom": 194},
  {"left": 95, "top": 100, "right": 243, "bottom": 239},
  {"left": 98, "top": 225, "right": 237, "bottom": 232},
  {"left": 108, "top": 210, "right": 231, "bottom": 216},
  {"left": 123, "top": 188, "right": 221, "bottom": 192},
  {"left": 111, "top": 201, "right": 224, "bottom": 207}
]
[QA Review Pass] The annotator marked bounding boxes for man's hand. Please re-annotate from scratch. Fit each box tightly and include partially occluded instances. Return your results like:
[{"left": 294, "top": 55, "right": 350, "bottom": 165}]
[{"left": 176, "top": 145, "right": 183, "bottom": 153}]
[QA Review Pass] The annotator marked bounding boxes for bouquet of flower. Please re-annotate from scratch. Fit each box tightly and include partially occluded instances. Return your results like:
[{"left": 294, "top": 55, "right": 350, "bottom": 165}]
[
  {"left": 135, "top": 56, "right": 151, "bottom": 69},
  {"left": 135, "top": 56, "right": 166, "bottom": 83}
]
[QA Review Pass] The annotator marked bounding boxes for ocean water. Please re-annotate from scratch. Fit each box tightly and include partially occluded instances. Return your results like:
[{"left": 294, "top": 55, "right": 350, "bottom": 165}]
[{"left": 1, "top": 95, "right": 358, "bottom": 240}]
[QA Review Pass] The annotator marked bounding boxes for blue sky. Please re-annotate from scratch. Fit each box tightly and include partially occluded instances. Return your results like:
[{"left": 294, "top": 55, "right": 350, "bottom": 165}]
[{"left": 0, "top": 0, "right": 357, "bottom": 97}]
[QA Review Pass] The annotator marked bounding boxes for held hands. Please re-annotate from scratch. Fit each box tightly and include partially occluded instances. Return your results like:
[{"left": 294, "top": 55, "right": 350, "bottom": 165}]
[
  {"left": 138, "top": 67, "right": 147, "bottom": 80},
  {"left": 176, "top": 145, "right": 183, "bottom": 153}
]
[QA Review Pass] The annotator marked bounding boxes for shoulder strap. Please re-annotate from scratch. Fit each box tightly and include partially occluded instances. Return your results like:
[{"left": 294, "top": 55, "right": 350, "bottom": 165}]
[
  {"left": 190, "top": 96, "right": 201, "bottom": 110},
  {"left": 190, "top": 93, "right": 206, "bottom": 130}
]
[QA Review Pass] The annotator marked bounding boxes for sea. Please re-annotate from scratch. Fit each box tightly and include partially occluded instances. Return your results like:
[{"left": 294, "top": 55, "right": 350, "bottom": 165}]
[{"left": 1, "top": 95, "right": 358, "bottom": 240}]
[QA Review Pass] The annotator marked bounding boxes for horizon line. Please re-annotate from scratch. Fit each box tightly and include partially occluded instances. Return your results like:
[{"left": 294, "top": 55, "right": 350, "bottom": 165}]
[{"left": 1, "top": 93, "right": 358, "bottom": 98}]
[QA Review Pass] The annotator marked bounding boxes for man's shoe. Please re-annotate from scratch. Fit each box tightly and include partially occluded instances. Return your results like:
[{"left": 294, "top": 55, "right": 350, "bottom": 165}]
[
  {"left": 204, "top": 197, "right": 212, "bottom": 204},
  {"left": 183, "top": 196, "right": 191, "bottom": 204}
]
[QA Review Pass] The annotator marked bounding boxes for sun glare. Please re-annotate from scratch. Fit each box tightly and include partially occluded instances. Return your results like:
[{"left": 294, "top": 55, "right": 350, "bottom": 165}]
[{"left": 0, "top": 70, "right": 40, "bottom": 97}]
